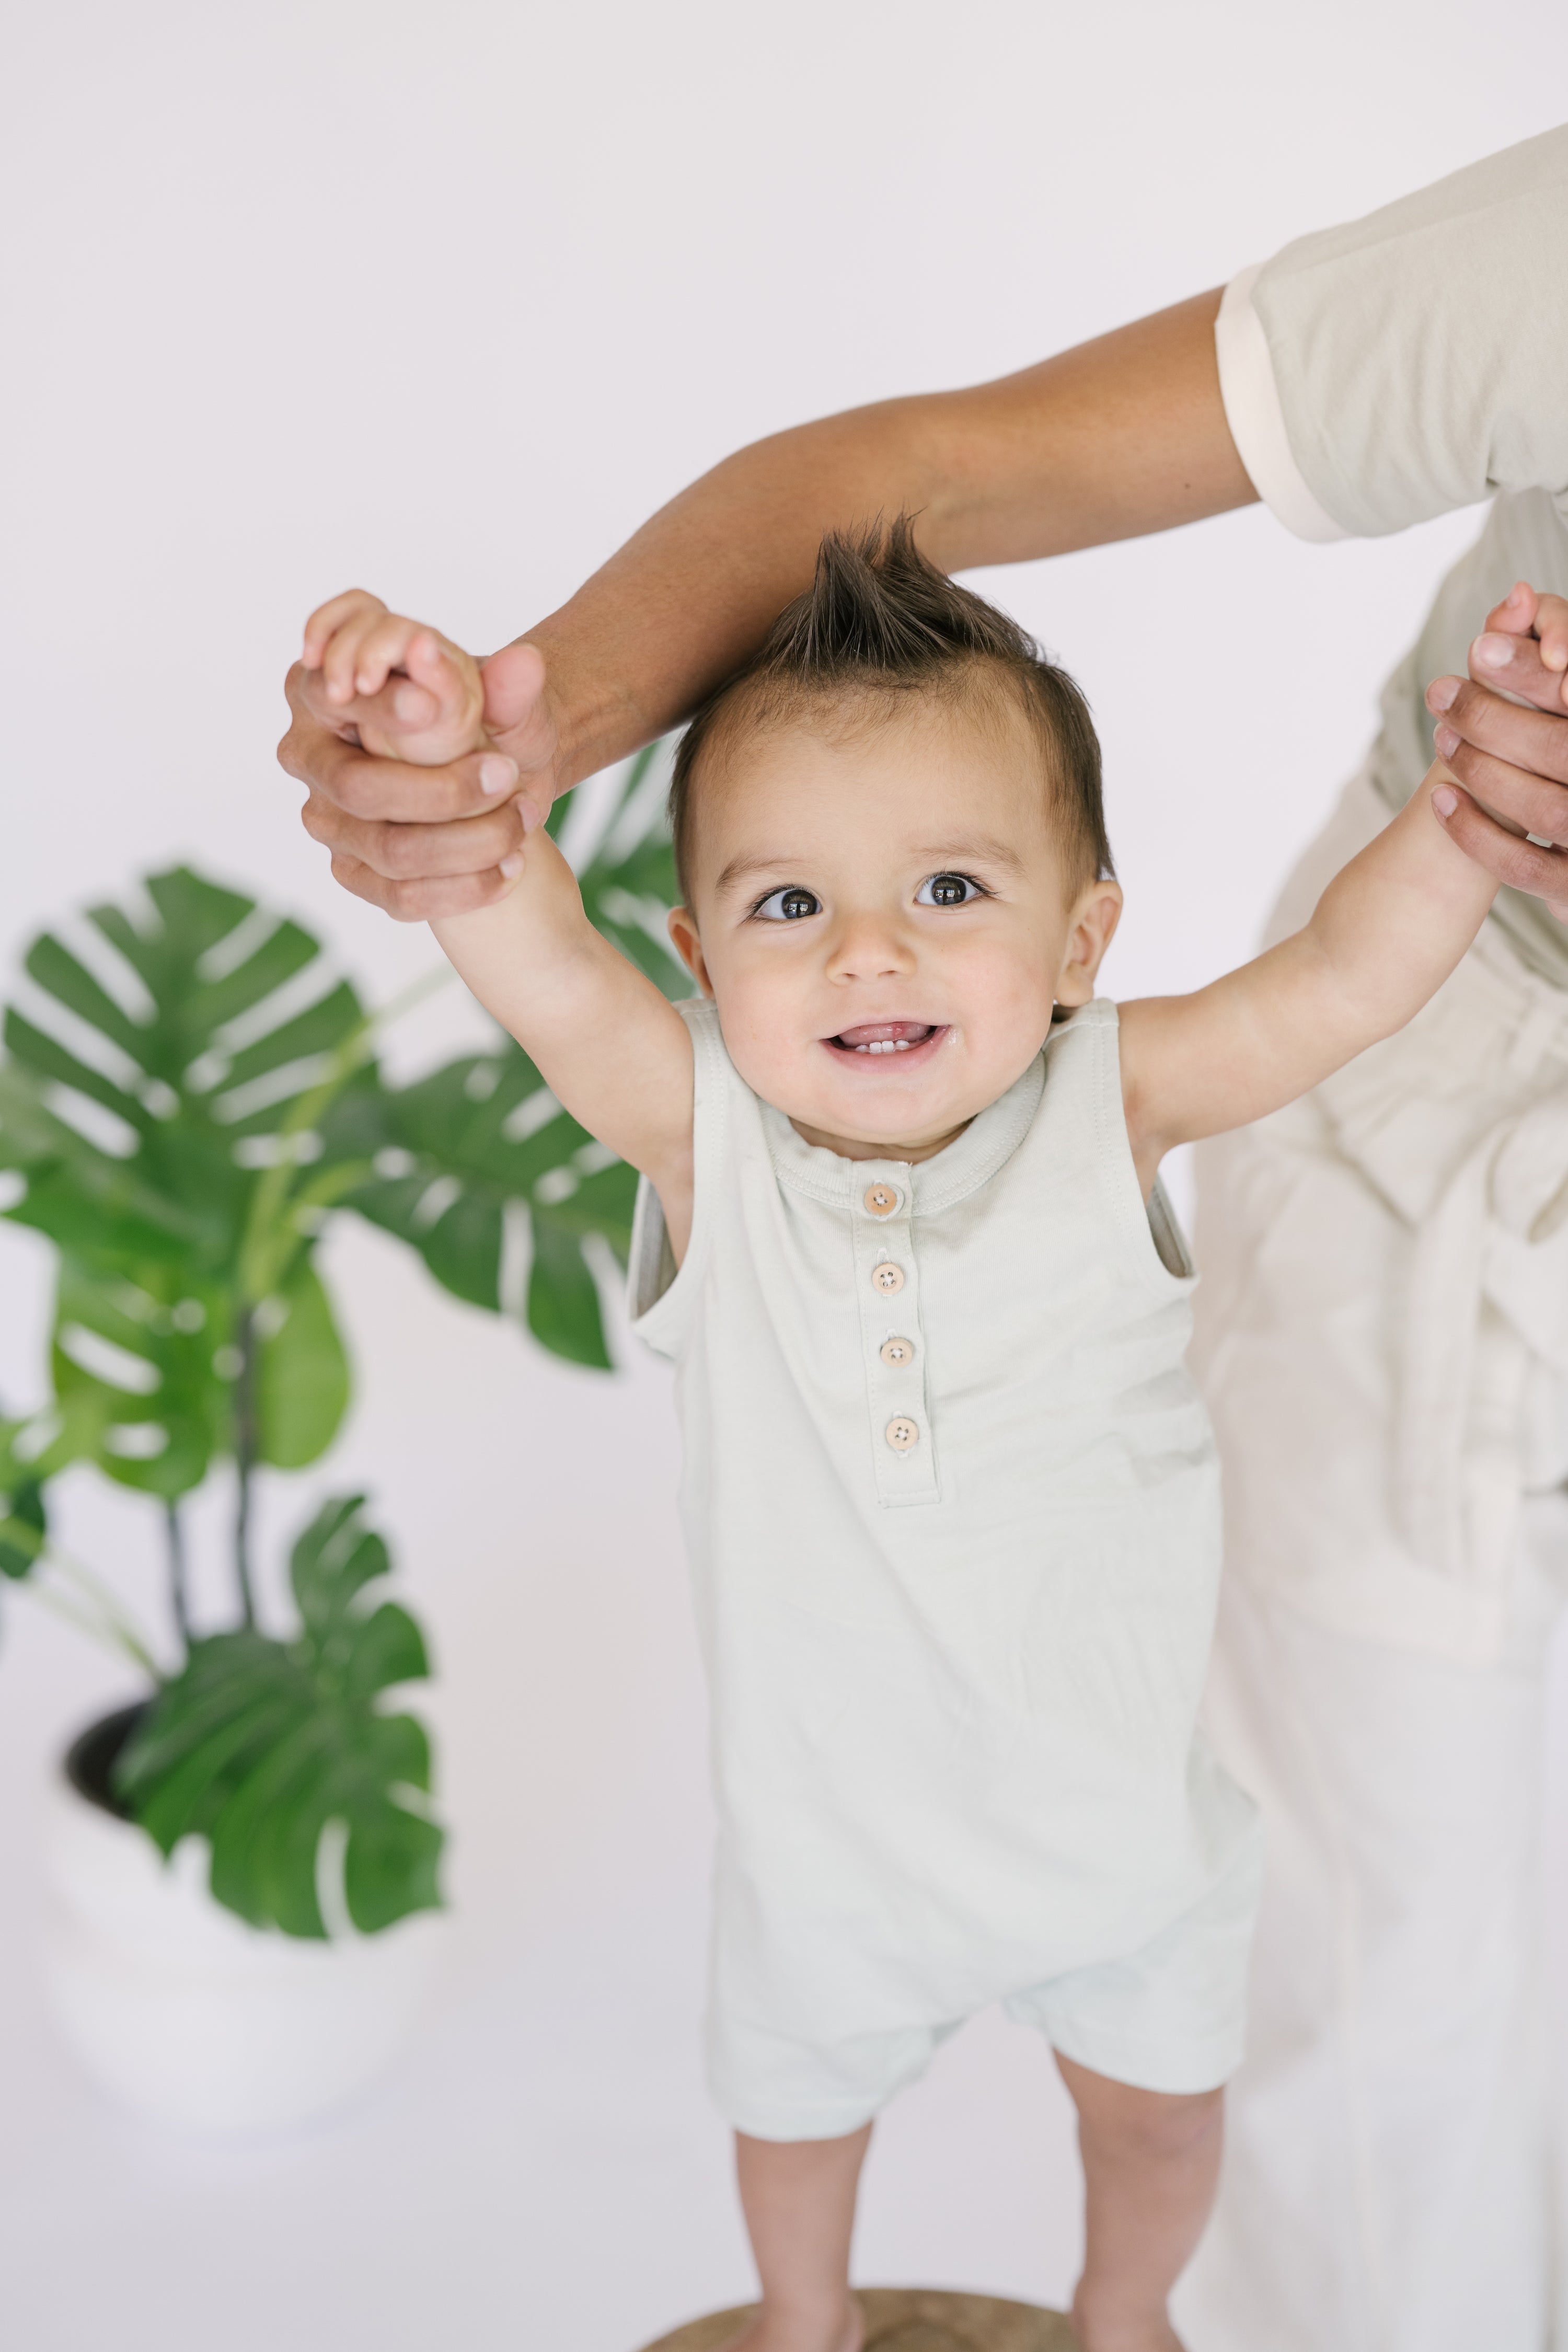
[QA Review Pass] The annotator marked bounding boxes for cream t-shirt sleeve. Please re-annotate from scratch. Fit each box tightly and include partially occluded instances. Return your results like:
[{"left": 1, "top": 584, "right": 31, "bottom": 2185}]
[{"left": 1214, "top": 125, "right": 1568, "bottom": 542}]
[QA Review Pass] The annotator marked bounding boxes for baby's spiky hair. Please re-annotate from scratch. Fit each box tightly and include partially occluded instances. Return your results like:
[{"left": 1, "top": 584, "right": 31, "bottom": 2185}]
[{"left": 668, "top": 515, "right": 1113, "bottom": 900}]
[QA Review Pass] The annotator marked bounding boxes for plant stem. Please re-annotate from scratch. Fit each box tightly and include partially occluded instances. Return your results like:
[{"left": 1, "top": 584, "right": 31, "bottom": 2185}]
[
  {"left": 46, "top": 1548, "right": 160, "bottom": 1669},
  {"left": 165, "top": 1498, "right": 192, "bottom": 1649},
  {"left": 233, "top": 1305, "right": 258, "bottom": 1630},
  {"left": 28, "top": 1565, "right": 159, "bottom": 1678}
]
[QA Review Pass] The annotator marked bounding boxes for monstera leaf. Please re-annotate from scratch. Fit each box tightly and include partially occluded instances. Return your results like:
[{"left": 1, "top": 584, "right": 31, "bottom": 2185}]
[
  {"left": 566, "top": 739, "right": 686, "bottom": 995},
  {"left": 335, "top": 746, "right": 686, "bottom": 1369},
  {"left": 0, "top": 868, "right": 360, "bottom": 1494},
  {"left": 116, "top": 1496, "right": 442, "bottom": 1937},
  {"left": 0, "top": 1422, "right": 45, "bottom": 1582},
  {"left": 336, "top": 1042, "right": 637, "bottom": 1369},
  {"left": 1, "top": 751, "right": 686, "bottom": 1503}
]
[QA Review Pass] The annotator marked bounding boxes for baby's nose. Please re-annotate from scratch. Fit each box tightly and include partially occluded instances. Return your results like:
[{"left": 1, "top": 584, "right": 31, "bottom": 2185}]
[{"left": 828, "top": 917, "right": 914, "bottom": 977}]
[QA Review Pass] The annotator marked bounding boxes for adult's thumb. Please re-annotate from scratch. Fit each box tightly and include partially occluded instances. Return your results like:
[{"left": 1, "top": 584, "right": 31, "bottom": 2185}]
[{"left": 480, "top": 640, "right": 548, "bottom": 737}]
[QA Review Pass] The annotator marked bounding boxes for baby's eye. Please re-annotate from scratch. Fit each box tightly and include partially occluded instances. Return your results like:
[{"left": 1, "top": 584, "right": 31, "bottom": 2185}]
[
  {"left": 754, "top": 886, "right": 823, "bottom": 922},
  {"left": 916, "top": 872, "right": 985, "bottom": 908}
]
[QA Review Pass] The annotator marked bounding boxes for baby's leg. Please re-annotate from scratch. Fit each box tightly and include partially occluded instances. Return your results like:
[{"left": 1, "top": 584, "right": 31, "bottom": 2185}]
[
  {"left": 1056, "top": 2052, "right": 1224, "bottom": 2352},
  {"left": 720, "top": 2124, "right": 872, "bottom": 2352}
]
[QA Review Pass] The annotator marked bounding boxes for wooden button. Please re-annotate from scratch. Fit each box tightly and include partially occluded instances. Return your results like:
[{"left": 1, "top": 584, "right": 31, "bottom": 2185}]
[
  {"left": 880, "top": 1336, "right": 915, "bottom": 1367},
  {"left": 885, "top": 1416, "right": 920, "bottom": 1451},
  {"left": 862, "top": 1182, "right": 900, "bottom": 1218},
  {"left": 871, "top": 1263, "right": 905, "bottom": 1295}
]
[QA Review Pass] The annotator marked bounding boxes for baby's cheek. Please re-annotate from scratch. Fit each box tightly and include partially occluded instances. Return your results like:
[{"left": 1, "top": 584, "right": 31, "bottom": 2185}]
[
  {"left": 950, "top": 944, "right": 1057, "bottom": 1034},
  {"left": 708, "top": 971, "right": 814, "bottom": 1098}
]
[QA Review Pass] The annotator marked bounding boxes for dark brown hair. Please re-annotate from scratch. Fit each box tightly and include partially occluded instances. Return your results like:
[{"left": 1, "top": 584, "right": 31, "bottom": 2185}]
[{"left": 668, "top": 515, "right": 1113, "bottom": 899}]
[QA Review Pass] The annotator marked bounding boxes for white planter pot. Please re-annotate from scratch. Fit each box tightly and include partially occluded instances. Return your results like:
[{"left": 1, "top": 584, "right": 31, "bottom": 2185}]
[{"left": 41, "top": 1708, "right": 445, "bottom": 2136}]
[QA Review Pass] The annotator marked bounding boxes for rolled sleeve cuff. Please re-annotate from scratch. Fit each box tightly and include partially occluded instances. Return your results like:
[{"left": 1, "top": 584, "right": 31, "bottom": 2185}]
[{"left": 1215, "top": 265, "right": 1350, "bottom": 546}]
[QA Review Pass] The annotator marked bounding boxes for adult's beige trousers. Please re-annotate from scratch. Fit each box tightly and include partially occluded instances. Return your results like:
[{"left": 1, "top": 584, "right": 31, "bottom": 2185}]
[{"left": 1174, "top": 770, "right": 1568, "bottom": 2352}]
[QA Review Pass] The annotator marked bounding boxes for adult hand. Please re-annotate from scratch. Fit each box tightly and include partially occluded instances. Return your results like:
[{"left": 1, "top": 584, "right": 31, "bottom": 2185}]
[
  {"left": 279, "top": 622, "right": 560, "bottom": 921},
  {"left": 1427, "top": 583, "right": 1568, "bottom": 919}
]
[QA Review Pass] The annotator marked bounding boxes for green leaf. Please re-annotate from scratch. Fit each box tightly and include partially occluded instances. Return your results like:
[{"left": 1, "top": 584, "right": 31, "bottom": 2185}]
[
  {"left": 2, "top": 867, "right": 364, "bottom": 1498},
  {"left": 0, "top": 1465, "right": 45, "bottom": 1581},
  {"left": 49, "top": 1255, "right": 235, "bottom": 1499},
  {"left": 343, "top": 1600, "right": 428, "bottom": 1699},
  {"left": 115, "top": 1495, "right": 442, "bottom": 1939},
  {"left": 558, "top": 741, "right": 686, "bottom": 994},
  {"left": 527, "top": 1210, "right": 614, "bottom": 1368},
  {"left": 289, "top": 1493, "right": 388, "bottom": 1633},
  {"left": 343, "top": 1788, "right": 443, "bottom": 1934},
  {"left": 255, "top": 1259, "right": 350, "bottom": 1470}
]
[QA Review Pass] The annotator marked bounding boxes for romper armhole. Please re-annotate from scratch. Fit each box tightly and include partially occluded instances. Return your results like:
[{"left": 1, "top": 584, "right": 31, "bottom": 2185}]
[
  {"left": 627, "top": 996, "right": 729, "bottom": 1359},
  {"left": 1067, "top": 997, "right": 1198, "bottom": 1293},
  {"left": 1147, "top": 1176, "right": 1195, "bottom": 1279}
]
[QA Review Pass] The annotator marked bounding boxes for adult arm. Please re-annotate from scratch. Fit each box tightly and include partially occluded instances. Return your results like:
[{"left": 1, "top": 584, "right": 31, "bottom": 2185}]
[
  {"left": 280, "top": 290, "right": 1255, "bottom": 918},
  {"left": 282, "top": 128, "right": 1568, "bottom": 920}
]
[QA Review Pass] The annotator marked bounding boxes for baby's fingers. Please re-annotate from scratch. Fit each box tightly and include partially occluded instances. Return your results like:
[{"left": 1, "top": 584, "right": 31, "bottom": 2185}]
[
  {"left": 1534, "top": 594, "right": 1568, "bottom": 683},
  {"left": 1481, "top": 580, "right": 1540, "bottom": 638},
  {"left": 319, "top": 601, "right": 398, "bottom": 708},
  {"left": 399, "top": 624, "right": 474, "bottom": 716},
  {"left": 350, "top": 611, "right": 441, "bottom": 703},
  {"left": 303, "top": 587, "right": 384, "bottom": 666},
  {"left": 1479, "top": 582, "right": 1568, "bottom": 678},
  {"left": 1471, "top": 582, "right": 1568, "bottom": 710}
]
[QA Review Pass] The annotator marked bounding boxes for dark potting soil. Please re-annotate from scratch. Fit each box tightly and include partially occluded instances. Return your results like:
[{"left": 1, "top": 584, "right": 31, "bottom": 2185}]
[{"left": 64, "top": 1703, "right": 148, "bottom": 1821}]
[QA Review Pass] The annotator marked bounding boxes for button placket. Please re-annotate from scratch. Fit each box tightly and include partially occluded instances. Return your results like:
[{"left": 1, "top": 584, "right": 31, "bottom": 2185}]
[{"left": 852, "top": 1166, "right": 938, "bottom": 1505}]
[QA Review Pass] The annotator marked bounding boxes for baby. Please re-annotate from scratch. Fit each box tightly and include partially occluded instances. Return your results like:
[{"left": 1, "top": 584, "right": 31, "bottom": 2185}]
[{"left": 301, "top": 525, "right": 1498, "bottom": 2352}]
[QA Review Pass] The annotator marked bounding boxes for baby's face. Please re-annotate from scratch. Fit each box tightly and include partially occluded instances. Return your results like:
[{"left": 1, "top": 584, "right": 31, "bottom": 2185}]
[{"left": 668, "top": 695, "right": 1122, "bottom": 1163}]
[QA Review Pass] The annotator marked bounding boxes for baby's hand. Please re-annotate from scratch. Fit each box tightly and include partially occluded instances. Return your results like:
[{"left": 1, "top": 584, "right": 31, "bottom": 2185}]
[
  {"left": 1467, "top": 579, "right": 1568, "bottom": 708},
  {"left": 301, "top": 590, "right": 487, "bottom": 767}
]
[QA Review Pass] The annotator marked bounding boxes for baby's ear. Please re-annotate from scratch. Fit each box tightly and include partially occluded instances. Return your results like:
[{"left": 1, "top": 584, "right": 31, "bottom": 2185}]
[
  {"left": 666, "top": 907, "right": 712, "bottom": 995},
  {"left": 1056, "top": 880, "right": 1123, "bottom": 1005}
]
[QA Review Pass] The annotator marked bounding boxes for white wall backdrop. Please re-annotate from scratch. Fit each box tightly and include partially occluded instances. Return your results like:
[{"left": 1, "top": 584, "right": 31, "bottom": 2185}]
[{"left": 3, "top": 8, "right": 1566, "bottom": 2348}]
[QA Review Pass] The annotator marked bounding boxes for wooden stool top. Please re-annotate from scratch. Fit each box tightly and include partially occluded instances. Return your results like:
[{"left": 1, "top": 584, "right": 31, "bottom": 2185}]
[{"left": 639, "top": 2286, "right": 1077, "bottom": 2351}]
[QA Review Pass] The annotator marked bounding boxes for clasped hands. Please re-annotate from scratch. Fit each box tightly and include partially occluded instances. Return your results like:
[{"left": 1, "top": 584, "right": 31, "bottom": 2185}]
[{"left": 278, "top": 581, "right": 1568, "bottom": 923}]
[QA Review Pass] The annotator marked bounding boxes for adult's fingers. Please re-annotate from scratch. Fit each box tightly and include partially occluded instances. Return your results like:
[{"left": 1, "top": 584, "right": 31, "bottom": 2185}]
[
  {"left": 301, "top": 785, "right": 528, "bottom": 882},
  {"left": 1431, "top": 784, "right": 1568, "bottom": 921},
  {"left": 479, "top": 640, "right": 559, "bottom": 785},
  {"left": 326, "top": 848, "right": 524, "bottom": 924},
  {"left": 1426, "top": 675, "right": 1568, "bottom": 788},
  {"left": 280, "top": 666, "right": 529, "bottom": 821},
  {"left": 1431, "top": 720, "right": 1568, "bottom": 849},
  {"left": 1467, "top": 620, "right": 1568, "bottom": 712}
]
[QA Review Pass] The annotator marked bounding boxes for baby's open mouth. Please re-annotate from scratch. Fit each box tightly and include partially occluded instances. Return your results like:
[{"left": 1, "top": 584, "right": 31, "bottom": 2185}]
[{"left": 826, "top": 1021, "right": 941, "bottom": 1056}]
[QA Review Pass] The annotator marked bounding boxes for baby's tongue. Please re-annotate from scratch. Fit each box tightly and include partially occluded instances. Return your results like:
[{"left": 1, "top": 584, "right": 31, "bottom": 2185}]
[{"left": 835, "top": 1021, "right": 934, "bottom": 1047}]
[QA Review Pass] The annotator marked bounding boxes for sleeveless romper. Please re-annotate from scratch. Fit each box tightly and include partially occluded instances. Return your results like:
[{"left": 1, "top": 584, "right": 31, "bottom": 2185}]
[{"left": 629, "top": 995, "right": 1261, "bottom": 2140}]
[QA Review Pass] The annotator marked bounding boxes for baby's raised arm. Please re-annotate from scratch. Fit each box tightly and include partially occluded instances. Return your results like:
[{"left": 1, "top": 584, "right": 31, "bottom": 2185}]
[
  {"left": 1118, "top": 756, "right": 1497, "bottom": 1193},
  {"left": 434, "top": 836, "right": 697, "bottom": 1251},
  {"left": 302, "top": 596, "right": 697, "bottom": 1243}
]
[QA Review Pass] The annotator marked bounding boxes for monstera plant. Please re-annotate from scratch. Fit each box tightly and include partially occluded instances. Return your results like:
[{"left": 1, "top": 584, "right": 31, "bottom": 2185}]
[{"left": 0, "top": 751, "right": 682, "bottom": 1936}]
